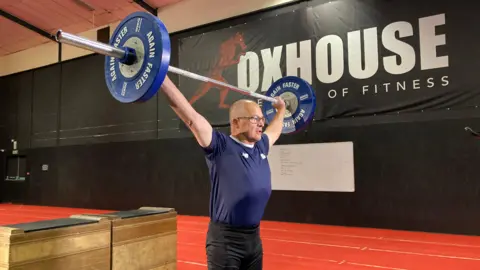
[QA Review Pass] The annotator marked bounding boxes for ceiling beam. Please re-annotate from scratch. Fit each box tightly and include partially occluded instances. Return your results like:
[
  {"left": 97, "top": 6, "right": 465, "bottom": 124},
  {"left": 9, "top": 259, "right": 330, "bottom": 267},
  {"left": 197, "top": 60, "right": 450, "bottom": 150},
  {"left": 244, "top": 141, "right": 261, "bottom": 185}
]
[
  {"left": 0, "top": 9, "right": 56, "bottom": 42},
  {"left": 133, "top": 0, "right": 157, "bottom": 16}
]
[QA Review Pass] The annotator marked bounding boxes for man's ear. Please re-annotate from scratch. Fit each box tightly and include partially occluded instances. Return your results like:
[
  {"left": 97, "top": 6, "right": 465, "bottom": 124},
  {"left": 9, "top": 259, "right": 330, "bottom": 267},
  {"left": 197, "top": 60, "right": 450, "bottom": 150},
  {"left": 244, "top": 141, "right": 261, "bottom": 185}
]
[{"left": 231, "top": 118, "right": 239, "bottom": 128}]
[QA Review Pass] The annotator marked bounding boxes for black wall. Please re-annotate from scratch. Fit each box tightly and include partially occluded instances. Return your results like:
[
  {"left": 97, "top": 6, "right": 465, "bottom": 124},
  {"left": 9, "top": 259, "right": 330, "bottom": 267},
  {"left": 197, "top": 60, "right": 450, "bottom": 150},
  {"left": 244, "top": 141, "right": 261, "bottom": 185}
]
[
  {"left": 1, "top": 0, "right": 480, "bottom": 236},
  {"left": 0, "top": 151, "right": 4, "bottom": 202}
]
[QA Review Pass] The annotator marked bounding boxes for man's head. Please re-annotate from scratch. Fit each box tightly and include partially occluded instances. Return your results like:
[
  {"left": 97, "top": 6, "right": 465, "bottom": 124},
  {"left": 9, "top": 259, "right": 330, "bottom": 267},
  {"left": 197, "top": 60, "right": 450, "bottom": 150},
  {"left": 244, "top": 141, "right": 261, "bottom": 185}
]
[{"left": 229, "top": 99, "right": 265, "bottom": 144}]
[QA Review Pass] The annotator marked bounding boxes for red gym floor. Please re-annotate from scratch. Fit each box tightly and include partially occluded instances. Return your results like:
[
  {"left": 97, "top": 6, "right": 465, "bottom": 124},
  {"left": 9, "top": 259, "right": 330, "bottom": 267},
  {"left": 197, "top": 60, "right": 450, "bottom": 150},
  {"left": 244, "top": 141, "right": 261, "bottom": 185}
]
[{"left": 1, "top": 204, "right": 480, "bottom": 270}]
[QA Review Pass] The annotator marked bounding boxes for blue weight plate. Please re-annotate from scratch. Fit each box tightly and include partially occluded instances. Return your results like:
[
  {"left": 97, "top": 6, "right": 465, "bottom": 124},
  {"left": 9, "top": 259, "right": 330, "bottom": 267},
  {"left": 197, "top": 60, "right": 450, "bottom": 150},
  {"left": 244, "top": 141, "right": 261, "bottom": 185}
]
[
  {"left": 262, "top": 77, "right": 316, "bottom": 134},
  {"left": 104, "top": 11, "right": 171, "bottom": 103}
]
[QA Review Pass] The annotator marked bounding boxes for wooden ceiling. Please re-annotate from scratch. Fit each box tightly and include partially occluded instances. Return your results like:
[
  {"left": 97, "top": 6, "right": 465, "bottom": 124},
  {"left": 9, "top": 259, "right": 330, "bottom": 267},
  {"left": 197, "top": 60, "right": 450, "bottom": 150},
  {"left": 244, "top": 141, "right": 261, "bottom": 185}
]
[{"left": 0, "top": 0, "right": 181, "bottom": 57}]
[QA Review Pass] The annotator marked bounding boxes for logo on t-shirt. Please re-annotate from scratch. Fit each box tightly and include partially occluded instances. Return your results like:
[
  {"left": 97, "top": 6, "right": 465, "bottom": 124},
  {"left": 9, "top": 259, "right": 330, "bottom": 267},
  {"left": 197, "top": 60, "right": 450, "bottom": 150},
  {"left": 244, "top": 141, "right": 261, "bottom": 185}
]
[
  {"left": 260, "top": 153, "right": 266, "bottom": 159},
  {"left": 242, "top": 152, "right": 249, "bottom": 159}
]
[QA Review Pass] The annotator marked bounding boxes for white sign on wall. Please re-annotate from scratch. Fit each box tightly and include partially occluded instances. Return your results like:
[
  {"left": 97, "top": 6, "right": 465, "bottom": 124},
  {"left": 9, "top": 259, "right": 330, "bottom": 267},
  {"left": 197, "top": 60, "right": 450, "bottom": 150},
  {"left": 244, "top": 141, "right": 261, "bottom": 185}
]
[{"left": 268, "top": 142, "right": 355, "bottom": 192}]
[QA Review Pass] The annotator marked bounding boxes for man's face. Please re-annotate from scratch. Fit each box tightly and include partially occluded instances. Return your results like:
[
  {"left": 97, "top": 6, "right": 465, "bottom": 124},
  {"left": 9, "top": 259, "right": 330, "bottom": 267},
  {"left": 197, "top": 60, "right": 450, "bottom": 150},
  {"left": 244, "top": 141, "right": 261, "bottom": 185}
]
[{"left": 234, "top": 103, "right": 265, "bottom": 142}]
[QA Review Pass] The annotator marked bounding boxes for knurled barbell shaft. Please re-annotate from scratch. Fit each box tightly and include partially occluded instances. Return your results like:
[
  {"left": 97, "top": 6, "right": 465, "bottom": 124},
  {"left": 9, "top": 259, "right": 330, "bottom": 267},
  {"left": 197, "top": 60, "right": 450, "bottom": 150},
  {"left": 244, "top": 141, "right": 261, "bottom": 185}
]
[{"left": 55, "top": 30, "right": 277, "bottom": 103}]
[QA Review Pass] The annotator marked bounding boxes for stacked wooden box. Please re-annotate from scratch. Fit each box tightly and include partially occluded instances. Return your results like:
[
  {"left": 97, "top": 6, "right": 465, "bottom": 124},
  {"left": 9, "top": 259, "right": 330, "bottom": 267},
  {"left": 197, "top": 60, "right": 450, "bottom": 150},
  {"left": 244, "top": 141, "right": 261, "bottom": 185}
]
[{"left": 0, "top": 207, "right": 177, "bottom": 270}]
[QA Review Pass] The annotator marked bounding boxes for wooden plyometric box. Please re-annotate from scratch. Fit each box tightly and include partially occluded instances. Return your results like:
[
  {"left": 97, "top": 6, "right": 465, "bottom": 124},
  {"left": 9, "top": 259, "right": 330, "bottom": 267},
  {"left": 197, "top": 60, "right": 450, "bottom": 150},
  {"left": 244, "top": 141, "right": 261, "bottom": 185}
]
[
  {"left": 0, "top": 216, "right": 111, "bottom": 270},
  {"left": 73, "top": 206, "right": 177, "bottom": 270}
]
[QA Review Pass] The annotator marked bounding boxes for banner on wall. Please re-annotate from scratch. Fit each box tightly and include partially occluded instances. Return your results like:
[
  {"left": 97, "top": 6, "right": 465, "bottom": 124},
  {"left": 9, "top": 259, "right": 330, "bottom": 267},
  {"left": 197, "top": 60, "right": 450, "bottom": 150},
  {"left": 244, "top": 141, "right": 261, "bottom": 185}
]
[{"left": 178, "top": 0, "right": 480, "bottom": 125}]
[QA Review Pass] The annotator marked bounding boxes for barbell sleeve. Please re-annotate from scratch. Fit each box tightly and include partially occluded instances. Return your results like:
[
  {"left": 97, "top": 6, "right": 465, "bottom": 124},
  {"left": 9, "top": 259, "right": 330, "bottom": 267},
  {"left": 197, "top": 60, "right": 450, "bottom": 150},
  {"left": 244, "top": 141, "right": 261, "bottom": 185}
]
[
  {"left": 55, "top": 30, "right": 277, "bottom": 104},
  {"left": 56, "top": 30, "right": 126, "bottom": 59}
]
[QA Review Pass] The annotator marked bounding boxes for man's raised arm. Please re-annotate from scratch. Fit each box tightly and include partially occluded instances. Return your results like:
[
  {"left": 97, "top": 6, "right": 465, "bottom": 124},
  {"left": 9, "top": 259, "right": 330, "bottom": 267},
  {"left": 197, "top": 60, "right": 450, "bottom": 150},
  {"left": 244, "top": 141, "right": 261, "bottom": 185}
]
[
  {"left": 264, "top": 96, "right": 286, "bottom": 148},
  {"left": 159, "top": 76, "right": 212, "bottom": 148}
]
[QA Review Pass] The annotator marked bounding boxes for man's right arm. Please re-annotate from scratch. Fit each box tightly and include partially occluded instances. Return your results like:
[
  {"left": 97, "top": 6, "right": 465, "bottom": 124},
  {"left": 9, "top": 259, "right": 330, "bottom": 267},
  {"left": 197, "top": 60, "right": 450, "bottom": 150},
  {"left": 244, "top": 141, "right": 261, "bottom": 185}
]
[{"left": 159, "top": 76, "right": 213, "bottom": 148}]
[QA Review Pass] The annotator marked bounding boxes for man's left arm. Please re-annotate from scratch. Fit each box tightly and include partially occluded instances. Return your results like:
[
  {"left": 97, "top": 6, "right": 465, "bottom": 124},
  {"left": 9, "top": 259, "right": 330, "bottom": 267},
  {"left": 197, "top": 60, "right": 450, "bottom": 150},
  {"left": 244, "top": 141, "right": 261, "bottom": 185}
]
[{"left": 264, "top": 97, "right": 286, "bottom": 149}]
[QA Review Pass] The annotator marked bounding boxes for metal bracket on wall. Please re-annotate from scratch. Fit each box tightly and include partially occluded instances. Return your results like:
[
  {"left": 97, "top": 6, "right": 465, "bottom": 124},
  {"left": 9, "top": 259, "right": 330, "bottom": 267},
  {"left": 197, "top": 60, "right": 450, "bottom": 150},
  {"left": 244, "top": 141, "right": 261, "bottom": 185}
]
[
  {"left": 465, "top": 127, "right": 480, "bottom": 138},
  {"left": 133, "top": 0, "right": 158, "bottom": 16}
]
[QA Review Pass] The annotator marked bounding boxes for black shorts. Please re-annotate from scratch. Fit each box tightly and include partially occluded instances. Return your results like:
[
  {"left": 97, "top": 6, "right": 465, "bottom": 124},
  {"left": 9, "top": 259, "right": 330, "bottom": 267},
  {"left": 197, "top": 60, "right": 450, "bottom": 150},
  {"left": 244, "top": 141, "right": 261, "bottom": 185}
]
[{"left": 206, "top": 221, "right": 263, "bottom": 270}]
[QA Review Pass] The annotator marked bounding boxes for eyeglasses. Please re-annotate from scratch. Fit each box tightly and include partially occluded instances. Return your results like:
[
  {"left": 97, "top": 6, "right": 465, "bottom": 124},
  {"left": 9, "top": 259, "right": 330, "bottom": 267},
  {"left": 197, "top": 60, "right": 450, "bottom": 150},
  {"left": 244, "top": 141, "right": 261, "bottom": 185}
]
[{"left": 237, "top": 116, "right": 266, "bottom": 124}]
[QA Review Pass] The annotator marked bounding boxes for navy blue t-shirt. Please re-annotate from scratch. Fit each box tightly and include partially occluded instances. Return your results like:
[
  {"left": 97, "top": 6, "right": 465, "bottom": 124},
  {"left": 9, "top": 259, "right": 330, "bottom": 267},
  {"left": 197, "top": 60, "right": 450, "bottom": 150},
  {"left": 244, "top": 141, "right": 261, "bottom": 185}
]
[{"left": 202, "top": 130, "right": 272, "bottom": 227}]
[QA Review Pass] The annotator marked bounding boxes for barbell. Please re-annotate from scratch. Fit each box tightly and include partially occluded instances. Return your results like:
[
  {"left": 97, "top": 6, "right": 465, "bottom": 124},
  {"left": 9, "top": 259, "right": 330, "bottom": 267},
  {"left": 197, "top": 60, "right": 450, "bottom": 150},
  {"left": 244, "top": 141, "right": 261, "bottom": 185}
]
[{"left": 55, "top": 11, "right": 316, "bottom": 134}]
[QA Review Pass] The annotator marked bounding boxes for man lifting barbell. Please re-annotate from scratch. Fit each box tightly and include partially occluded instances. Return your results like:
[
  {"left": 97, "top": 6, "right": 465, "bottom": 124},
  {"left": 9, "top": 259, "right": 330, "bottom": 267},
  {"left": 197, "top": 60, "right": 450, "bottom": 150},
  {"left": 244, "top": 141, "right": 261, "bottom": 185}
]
[
  {"left": 161, "top": 76, "right": 285, "bottom": 269},
  {"left": 54, "top": 11, "right": 316, "bottom": 270}
]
